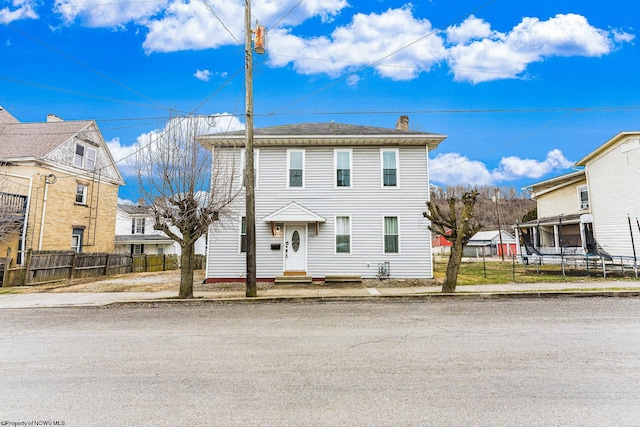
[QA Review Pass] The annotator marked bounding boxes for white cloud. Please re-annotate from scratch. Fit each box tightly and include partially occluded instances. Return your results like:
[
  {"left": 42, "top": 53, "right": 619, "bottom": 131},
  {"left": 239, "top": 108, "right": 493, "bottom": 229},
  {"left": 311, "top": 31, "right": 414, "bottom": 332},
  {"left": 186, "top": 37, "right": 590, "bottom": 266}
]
[
  {"left": 194, "top": 69, "right": 212, "bottom": 81},
  {"left": 446, "top": 15, "right": 493, "bottom": 45},
  {"left": 106, "top": 137, "right": 138, "bottom": 176},
  {"left": 430, "top": 149, "right": 574, "bottom": 186},
  {"left": 430, "top": 152, "right": 495, "bottom": 186},
  {"left": 54, "top": 0, "right": 165, "bottom": 27},
  {"left": 492, "top": 149, "right": 574, "bottom": 181},
  {"left": 46, "top": 3, "right": 634, "bottom": 84},
  {"left": 108, "top": 114, "right": 244, "bottom": 177},
  {"left": 0, "top": 0, "right": 38, "bottom": 24},
  {"left": 346, "top": 74, "right": 360, "bottom": 86},
  {"left": 267, "top": 6, "right": 447, "bottom": 81},
  {"left": 447, "top": 14, "right": 634, "bottom": 84}
]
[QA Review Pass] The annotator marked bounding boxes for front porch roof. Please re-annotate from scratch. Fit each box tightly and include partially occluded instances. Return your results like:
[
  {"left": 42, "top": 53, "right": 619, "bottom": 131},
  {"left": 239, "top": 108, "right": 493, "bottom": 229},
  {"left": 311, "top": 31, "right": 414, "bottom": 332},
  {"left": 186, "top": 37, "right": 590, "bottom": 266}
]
[
  {"left": 262, "top": 202, "right": 326, "bottom": 223},
  {"left": 518, "top": 213, "right": 583, "bottom": 228}
]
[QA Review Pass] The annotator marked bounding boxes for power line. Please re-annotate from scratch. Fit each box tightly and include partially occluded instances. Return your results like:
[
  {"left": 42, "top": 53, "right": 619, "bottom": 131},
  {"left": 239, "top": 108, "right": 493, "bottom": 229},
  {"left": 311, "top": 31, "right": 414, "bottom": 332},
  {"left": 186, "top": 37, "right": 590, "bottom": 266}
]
[{"left": 266, "top": 0, "right": 498, "bottom": 115}]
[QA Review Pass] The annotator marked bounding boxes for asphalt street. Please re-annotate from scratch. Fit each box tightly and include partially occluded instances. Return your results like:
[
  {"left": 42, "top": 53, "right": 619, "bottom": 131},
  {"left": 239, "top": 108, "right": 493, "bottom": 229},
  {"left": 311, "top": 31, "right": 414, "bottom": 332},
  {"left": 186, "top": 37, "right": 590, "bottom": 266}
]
[{"left": 1, "top": 298, "right": 639, "bottom": 426}]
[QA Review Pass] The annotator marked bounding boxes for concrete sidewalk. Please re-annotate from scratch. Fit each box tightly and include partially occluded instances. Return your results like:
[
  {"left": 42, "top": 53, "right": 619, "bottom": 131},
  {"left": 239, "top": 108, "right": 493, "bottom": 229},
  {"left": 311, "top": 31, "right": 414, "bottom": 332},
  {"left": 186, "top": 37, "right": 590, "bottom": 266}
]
[{"left": 1, "top": 280, "right": 640, "bottom": 308}]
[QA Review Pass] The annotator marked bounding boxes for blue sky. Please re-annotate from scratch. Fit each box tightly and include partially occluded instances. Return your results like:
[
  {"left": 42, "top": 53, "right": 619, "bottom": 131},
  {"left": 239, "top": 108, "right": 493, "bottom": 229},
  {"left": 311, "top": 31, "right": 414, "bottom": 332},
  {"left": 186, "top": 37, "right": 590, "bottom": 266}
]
[{"left": 1, "top": 0, "right": 638, "bottom": 202}]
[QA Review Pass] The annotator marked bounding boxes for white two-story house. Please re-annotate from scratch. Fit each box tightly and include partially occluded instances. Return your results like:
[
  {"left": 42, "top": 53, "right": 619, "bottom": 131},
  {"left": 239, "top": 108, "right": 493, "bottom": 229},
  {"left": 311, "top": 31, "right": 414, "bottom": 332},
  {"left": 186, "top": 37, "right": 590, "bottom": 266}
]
[
  {"left": 198, "top": 118, "right": 446, "bottom": 282},
  {"left": 114, "top": 203, "right": 206, "bottom": 256}
]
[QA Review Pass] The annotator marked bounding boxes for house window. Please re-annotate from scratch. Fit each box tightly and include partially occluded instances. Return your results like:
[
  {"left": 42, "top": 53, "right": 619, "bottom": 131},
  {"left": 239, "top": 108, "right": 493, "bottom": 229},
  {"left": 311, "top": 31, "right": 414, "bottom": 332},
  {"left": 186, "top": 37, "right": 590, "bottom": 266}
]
[
  {"left": 132, "top": 218, "right": 145, "bottom": 234},
  {"left": 74, "top": 143, "right": 96, "bottom": 170},
  {"left": 240, "top": 216, "right": 247, "bottom": 253},
  {"left": 335, "top": 149, "right": 352, "bottom": 188},
  {"left": 381, "top": 149, "right": 398, "bottom": 187},
  {"left": 578, "top": 186, "right": 589, "bottom": 210},
  {"left": 287, "top": 149, "right": 304, "bottom": 188},
  {"left": 132, "top": 244, "right": 143, "bottom": 255},
  {"left": 71, "top": 228, "right": 84, "bottom": 252},
  {"left": 335, "top": 216, "right": 351, "bottom": 254},
  {"left": 241, "top": 148, "right": 259, "bottom": 188},
  {"left": 75, "top": 184, "right": 88, "bottom": 204},
  {"left": 384, "top": 216, "right": 399, "bottom": 253}
]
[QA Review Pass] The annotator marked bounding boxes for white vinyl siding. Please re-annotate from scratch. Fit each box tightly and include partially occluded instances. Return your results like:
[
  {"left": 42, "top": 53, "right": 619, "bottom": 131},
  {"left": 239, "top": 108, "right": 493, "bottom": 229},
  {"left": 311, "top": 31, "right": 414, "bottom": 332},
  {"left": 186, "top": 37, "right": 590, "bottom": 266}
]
[
  {"left": 586, "top": 136, "right": 640, "bottom": 257},
  {"left": 241, "top": 148, "right": 259, "bottom": 189},
  {"left": 206, "top": 145, "right": 434, "bottom": 280}
]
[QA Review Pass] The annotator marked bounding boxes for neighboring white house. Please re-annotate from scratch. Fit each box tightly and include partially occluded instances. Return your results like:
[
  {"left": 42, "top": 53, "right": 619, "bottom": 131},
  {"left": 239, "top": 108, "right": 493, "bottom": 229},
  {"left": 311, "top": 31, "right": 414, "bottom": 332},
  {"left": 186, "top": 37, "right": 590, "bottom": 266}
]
[
  {"left": 519, "top": 131, "right": 640, "bottom": 259},
  {"left": 114, "top": 203, "right": 207, "bottom": 255},
  {"left": 197, "top": 119, "right": 447, "bottom": 282},
  {"left": 575, "top": 131, "right": 640, "bottom": 257}
]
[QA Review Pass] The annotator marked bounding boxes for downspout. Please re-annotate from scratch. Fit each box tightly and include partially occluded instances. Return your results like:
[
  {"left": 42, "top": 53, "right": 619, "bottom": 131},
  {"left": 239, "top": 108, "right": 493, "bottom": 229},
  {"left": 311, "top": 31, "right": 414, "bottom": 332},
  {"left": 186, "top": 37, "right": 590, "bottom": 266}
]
[
  {"left": 38, "top": 174, "right": 56, "bottom": 250},
  {"left": 1, "top": 172, "right": 33, "bottom": 264}
]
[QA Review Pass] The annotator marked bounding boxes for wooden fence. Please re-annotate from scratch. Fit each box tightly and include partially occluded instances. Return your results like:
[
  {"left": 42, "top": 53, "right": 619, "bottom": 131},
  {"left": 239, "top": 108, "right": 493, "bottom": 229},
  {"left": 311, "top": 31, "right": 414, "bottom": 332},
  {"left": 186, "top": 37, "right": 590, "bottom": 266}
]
[{"left": 1, "top": 249, "right": 205, "bottom": 287}]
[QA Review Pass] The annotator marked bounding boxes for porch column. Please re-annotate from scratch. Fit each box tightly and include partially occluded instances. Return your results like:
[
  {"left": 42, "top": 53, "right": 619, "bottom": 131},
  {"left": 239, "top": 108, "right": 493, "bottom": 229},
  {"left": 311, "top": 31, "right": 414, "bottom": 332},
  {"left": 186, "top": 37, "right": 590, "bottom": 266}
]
[{"left": 553, "top": 225, "right": 560, "bottom": 254}]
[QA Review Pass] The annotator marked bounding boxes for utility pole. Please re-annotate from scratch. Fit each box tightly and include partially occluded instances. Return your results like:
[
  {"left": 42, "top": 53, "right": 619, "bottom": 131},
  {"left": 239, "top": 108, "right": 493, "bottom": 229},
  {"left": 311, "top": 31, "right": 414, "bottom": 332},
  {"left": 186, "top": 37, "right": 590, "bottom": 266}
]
[
  {"left": 493, "top": 189, "right": 505, "bottom": 261},
  {"left": 244, "top": 0, "right": 257, "bottom": 297}
]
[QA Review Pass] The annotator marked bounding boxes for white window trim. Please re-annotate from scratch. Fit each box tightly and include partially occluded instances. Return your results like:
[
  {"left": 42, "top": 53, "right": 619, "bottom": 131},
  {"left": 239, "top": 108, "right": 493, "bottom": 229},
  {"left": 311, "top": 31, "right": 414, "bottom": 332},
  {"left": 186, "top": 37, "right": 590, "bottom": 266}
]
[
  {"left": 380, "top": 148, "right": 400, "bottom": 188},
  {"left": 334, "top": 148, "right": 353, "bottom": 189},
  {"left": 75, "top": 184, "right": 88, "bottom": 205},
  {"left": 241, "top": 148, "right": 259, "bottom": 189},
  {"left": 334, "top": 215, "right": 352, "bottom": 255},
  {"left": 383, "top": 215, "right": 400, "bottom": 255},
  {"left": 132, "top": 217, "right": 145, "bottom": 234},
  {"left": 287, "top": 149, "right": 305, "bottom": 189},
  {"left": 74, "top": 142, "right": 97, "bottom": 170},
  {"left": 578, "top": 185, "right": 589, "bottom": 210}
]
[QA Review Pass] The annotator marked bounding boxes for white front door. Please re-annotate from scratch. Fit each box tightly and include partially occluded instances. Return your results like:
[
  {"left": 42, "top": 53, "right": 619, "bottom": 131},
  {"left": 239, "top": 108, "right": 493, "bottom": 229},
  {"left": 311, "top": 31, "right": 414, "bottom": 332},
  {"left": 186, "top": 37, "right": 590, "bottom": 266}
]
[{"left": 285, "top": 224, "right": 306, "bottom": 273}]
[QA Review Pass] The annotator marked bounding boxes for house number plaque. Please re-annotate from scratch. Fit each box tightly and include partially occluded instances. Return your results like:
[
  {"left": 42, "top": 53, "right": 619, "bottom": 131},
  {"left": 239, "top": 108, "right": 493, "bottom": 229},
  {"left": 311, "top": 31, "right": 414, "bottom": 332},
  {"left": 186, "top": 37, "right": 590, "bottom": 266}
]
[{"left": 292, "top": 231, "right": 300, "bottom": 252}]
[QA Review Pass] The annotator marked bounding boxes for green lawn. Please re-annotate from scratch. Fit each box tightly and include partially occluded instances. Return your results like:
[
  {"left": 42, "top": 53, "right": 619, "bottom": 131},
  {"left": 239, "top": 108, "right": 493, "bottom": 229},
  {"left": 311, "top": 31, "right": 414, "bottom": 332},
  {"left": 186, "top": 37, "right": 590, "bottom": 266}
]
[{"left": 433, "top": 257, "right": 640, "bottom": 286}]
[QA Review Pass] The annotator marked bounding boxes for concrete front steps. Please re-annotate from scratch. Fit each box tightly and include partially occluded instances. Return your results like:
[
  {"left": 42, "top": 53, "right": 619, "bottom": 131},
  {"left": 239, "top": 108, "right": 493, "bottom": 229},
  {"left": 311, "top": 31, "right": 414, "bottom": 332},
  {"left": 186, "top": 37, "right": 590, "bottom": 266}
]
[{"left": 274, "top": 274, "right": 362, "bottom": 285}]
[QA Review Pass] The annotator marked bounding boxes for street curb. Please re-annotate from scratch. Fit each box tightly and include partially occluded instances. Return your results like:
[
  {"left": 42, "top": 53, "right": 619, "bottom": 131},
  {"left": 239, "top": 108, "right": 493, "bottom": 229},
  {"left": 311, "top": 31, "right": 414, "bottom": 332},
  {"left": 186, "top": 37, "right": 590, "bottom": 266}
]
[{"left": 103, "top": 290, "right": 640, "bottom": 307}]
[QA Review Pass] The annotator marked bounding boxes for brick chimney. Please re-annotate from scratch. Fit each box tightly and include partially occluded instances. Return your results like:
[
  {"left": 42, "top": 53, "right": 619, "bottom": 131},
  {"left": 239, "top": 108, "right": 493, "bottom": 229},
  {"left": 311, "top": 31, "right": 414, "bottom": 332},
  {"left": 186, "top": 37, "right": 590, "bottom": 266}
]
[{"left": 396, "top": 115, "right": 409, "bottom": 131}]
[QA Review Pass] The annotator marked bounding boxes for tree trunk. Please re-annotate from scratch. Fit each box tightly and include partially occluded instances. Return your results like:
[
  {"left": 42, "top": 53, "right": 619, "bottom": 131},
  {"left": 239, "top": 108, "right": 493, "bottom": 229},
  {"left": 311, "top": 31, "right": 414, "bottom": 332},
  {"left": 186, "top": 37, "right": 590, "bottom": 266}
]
[
  {"left": 179, "top": 243, "right": 195, "bottom": 298},
  {"left": 443, "top": 240, "right": 464, "bottom": 293}
]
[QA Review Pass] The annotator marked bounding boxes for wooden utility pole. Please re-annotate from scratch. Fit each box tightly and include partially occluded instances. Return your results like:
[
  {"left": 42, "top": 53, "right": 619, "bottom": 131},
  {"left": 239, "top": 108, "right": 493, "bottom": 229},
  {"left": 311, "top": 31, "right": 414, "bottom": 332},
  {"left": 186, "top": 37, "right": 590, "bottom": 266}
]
[{"left": 244, "top": 0, "right": 257, "bottom": 297}]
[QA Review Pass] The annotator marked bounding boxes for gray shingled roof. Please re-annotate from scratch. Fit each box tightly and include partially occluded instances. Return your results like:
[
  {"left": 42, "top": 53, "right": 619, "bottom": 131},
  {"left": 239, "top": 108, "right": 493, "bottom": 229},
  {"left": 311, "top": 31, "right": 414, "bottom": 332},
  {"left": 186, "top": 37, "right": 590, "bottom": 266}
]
[
  {"left": 199, "top": 122, "right": 447, "bottom": 149},
  {"left": 0, "top": 120, "right": 93, "bottom": 159},
  {"left": 220, "top": 122, "right": 437, "bottom": 137},
  {"left": 0, "top": 106, "right": 19, "bottom": 124},
  {"left": 118, "top": 204, "right": 154, "bottom": 215}
]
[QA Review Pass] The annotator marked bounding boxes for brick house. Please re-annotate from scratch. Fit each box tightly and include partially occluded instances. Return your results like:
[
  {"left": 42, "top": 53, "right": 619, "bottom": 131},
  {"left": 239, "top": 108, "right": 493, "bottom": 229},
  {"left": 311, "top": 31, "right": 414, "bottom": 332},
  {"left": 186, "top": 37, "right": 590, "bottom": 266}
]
[{"left": 0, "top": 106, "right": 124, "bottom": 262}]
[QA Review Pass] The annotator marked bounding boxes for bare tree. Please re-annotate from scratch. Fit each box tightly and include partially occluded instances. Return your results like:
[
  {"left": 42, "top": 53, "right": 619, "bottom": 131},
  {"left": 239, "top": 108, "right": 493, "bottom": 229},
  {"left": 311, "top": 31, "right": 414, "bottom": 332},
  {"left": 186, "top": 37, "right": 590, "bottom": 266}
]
[
  {"left": 424, "top": 190, "right": 482, "bottom": 292},
  {"left": 133, "top": 116, "right": 240, "bottom": 298}
]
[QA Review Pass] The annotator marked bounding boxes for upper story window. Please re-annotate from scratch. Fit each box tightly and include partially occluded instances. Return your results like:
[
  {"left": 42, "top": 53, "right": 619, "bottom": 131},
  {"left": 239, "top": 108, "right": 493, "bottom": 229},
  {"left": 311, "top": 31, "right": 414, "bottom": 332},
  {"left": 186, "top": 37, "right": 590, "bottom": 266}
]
[
  {"left": 381, "top": 149, "right": 398, "bottom": 187},
  {"left": 75, "top": 184, "right": 88, "bottom": 205},
  {"left": 74, "top": 143, "right": 96, "bottom": 170},
  {"left": 287, "top": 149, "right": 305, "bottom": 188},
  {"left": 335, "top": 149, "right": 352, "bottom": 188},
  {"left": 132, "top": 218, "right": 146, "bottom": 234},
  {"left": 384, "top": 216, "right": 399, "bottom": 254},
  {"left": 335, "top": 216, "right": 351, "bottom": 254},
  {"left": 241, "top": 148, "right": 259, "bottom": 188},
  {"left": 578, "top": 186, "right": 589, "bottom": 210}
]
